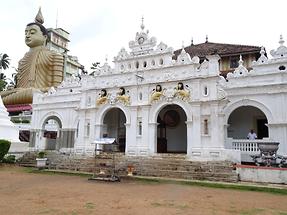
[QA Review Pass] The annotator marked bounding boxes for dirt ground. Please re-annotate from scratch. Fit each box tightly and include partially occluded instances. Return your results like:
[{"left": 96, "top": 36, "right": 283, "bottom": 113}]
[{"left": 0, "top": 166, "right": 287, "bottom": 215}]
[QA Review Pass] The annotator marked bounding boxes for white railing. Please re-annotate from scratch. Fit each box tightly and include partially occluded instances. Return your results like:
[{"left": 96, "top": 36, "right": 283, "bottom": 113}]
[
  {"left": 226, "top": 138, "right": 271, "bottom": 162},
  {"left": 232, "top": 140, "right": 260, "bottom": 152}
]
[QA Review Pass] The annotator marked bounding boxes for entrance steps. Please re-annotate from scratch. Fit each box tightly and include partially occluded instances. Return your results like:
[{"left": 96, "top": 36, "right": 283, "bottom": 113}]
[
  {"left": 17, "top": 152, "right": 238, "bottom": 182},
  {"left": 17, "top": 151, "right": 37, "bottom": 167}
]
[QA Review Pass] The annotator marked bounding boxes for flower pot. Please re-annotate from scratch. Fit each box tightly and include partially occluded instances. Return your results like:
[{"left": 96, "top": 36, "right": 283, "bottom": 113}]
[{"left": 36, "top": 158, "right": 47, "bottom": 169}]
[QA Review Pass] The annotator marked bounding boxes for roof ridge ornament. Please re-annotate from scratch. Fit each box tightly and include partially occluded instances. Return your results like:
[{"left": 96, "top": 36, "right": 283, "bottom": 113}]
[
  {"left": 279, "top": 34, "right": 284, "bottom": 46},
  {"left": 238, "top": 55, "right": 243, "bottom": 66},
  {"left": 270, "top": 35, "right": 287, "bottom": 58},
  {"left": 141, "top": 16, "right": 145, "bottom": 31},
  {"left": 227, "top": 55, "right": 248, "bottom": 79}
]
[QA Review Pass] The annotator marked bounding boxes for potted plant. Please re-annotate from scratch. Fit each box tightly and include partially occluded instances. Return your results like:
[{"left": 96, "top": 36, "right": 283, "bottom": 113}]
[{"left": 36, "top": 151, "right": 47, "bottom": 169}]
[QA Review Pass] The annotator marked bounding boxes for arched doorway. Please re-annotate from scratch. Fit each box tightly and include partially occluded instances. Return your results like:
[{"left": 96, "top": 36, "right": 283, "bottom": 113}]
[
  {"left": 103, "top": 108, "right": 126, "bottom": 152},
  {"left": 227, "top": 106, "right": 269, "bottom": 139},
  {"left": 42, "top": 116, "right": 62, "bottom": 150},
  {"left": 157, "top": 104, "right": 187, "bottom": 153}
]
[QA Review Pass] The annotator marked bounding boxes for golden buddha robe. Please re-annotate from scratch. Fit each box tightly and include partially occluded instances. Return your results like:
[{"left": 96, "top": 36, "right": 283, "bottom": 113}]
[{"left": 1, "top": 47, "right": 64, "bottom": 105}]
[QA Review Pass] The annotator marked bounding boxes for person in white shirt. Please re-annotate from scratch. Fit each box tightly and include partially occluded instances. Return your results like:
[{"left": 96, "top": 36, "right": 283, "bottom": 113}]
[{"left": 247, "top": 129, "right": 257, "bottom": 140}]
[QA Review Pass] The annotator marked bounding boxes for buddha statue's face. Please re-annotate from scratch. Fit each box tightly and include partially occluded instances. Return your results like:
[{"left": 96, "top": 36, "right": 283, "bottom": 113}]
[{"left": 25, "top": 24, "right": 47, "bottom": 48}]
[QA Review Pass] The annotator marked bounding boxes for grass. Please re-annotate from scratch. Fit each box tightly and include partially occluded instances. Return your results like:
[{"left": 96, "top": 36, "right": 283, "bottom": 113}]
[
  {"left": 20, "top": 167, "right": 287, "bottom": 196},
  {"left": 133, "top": 177, "right": 287, "bottom": 195}
]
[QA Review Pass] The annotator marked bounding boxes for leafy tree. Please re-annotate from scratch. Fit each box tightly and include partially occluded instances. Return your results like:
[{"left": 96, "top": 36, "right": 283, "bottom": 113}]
[
  {"left": 90, "top": 62, "right": 100, "bottom": 75},
  {"left": 90, "top": 62, "right": 100, "bottom": 70},
  {"left": 0, "top": 53, "right": 10, "bottom": 91},
  {"left": 0, "top": 53, "right": 10, "bottom": 70},
  {"left": 0, "top": 139, "right": 11, "bottom": 162},
  {"left": 0, "top": 77, "right": 7, "bottom": 91}
]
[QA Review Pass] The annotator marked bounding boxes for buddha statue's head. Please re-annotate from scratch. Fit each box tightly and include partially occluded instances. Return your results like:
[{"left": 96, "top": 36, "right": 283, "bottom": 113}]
[
  {"left": 25, "top": 22, "right": 47, "bottom": 48},
  {"left": 25, "top": 7, "right": 48, "bottom": 48}
]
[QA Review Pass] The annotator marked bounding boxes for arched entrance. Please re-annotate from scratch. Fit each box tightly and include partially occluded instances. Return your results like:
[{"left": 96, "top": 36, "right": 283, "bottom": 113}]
[
  {"left": 227, "top": 106, "right": 269, "bottom": 139},
  {"left": 42, "top": 116, "right": 62, "bottom": 150},
  {"left": 103, "top": 108, "right": 126, "bottom": 152},
  {"left": 157, "top": 104, "right": 187, "bottom": 153}
]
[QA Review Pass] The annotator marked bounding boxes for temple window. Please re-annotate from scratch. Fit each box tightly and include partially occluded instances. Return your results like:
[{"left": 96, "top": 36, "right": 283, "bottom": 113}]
[
  {"left": 204, "top": 119, "right": 209, "bottom": 135},
  {"left": 85, "top": 120, "right": 90, "bottom": 137},
  {"left": 138, "top": 119, "right": 142, "bottom": 136},
  {"left": 135, "top": 61, "right": 139, "bottom": 69},
  {"left": 203, "top": 86, "right": 208, "bottom": 96}
]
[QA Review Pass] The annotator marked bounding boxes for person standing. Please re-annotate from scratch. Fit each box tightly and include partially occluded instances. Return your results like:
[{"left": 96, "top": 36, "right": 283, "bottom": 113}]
[{"left": 247, "top": 129, "right": 257, "bottom": 140}]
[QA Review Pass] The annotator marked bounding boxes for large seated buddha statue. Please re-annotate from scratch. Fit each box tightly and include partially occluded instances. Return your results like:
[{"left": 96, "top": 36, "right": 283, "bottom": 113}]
[{"left": 0, "top": 8, "right": 64, "bottom": 105}]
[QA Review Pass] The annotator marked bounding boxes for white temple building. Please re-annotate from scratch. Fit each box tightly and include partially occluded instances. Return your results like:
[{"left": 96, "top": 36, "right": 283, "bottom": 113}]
[{"left": 29, "top": 23, "right": 287, "bottom": 163}]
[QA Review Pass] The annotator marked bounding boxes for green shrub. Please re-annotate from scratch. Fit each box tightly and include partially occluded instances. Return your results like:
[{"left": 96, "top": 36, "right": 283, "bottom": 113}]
[
  {"left": 3, "top": 155, "right": 16, "bottom": 163},
  {"left": 37, "top": 151, "right": 46, "bottom": 158},
  {"left": 21, "top": 119, "right": 30, "bottom": 123},
  {"left": 11, "top": 119, "right": 21, "bottom": 123},
  {"left": 0, "top": 139, "right": 11, "bottom": 162}
]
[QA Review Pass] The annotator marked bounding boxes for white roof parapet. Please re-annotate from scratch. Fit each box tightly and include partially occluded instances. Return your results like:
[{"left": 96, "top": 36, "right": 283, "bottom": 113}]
[
  {"left": 227, "top": 55, "right": 248, "bottom": 79},
  {"left": 128, "top": 19, "right": 157, "bottom": 56},
  {"left": 252, "top": 46, "right": 268, "bottom": 66},
  {"left": 270, "top": 35, "right": 287, "bottom": 58},
  {"left": 176, "top": 47, "right": 192, "bottom": 65}
]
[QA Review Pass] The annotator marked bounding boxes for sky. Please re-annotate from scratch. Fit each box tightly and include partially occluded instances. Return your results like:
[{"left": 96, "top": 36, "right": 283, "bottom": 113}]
[{"left": 0, "top": 0, "right": 286, "bottom": 77}]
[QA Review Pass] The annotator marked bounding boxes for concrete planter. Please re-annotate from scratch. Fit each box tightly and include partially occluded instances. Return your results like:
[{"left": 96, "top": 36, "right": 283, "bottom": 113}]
[{"left": 36, "top": 158, "right": 47, "bottom": 169}]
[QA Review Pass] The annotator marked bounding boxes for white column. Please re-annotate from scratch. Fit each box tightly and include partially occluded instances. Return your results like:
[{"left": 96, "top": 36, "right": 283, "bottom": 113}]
[
  {"left": 94, "top": 123, "right": 103, "bottom": 139},
  {"left": 125, "top": 122, "right": 133, "bottom": 154},
  {"left": 141, "top": 106, "right": 150, "bottom": 149},
  {"left": 185, "top": 120, "right": 193, "bottom": 156},
  {"left": 267, "top": 123, "right": 287, "bottom": 155},
  {"left": 148, "top": 122, "right": 158, "bottom": 155},
  {"left": 190, "top": 103, "right": 201, "bottom": 148}
]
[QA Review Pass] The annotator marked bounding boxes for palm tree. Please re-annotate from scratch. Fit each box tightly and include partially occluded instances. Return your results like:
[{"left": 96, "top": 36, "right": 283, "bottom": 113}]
[
  {"left": 0, "top": 53, "right": 10, "bottom": 71},
  {"left": 0, "top": 53, "right": 10, "bottom": 91},
  {"left": 90, "top": 62, "right": 100, "bottom": 75},
  {"left": 0, "top": 73, "right": 7, "bottom": 91}
]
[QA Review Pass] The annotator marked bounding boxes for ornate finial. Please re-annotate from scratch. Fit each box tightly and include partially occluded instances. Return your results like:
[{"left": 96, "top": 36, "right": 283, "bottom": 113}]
[
  {"left": 35, "top": 7, "right": 44, "bottom": 24},
  {"left": 191, "top": 37, "right": 193, "bottom": 45},
  {"left": 105, "top": 55, "right": 108, "bottom": 63},
  {"left": 260, "top": 46, "right": 265, "bottom": 56},
  {"left": 239, "top": 55, "right": 243, "bottom": 66},
  {"left": 205, "top": 35, "right": 208, "bottom": 43},
  {"left": 140, "top": 16, "right": 145, "bottom": 31},
  {"left": 279, "top": 34, "right": 284, "bottom": 46},
  {"left": 182, "top": 41, "right": 185, "bottom": 49}
]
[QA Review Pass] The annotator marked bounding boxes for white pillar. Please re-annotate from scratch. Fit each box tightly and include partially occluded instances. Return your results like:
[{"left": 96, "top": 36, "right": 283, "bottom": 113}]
[
  {"left": 190, "top": 104, "right": 201, "bottom": 148},
  {"left": 148, "top": 122, "right": 158, "bottom": 155},
  {"left": 185, "top": 120, "right": 193, "bottom": 156}
]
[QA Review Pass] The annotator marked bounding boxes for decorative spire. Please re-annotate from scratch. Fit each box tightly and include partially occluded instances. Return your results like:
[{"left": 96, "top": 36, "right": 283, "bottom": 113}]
[
  {"left": 205, "top": 35, "right": 208, "bottom": 43},
  {"left": 140, "top": 16, "right": 145, "bottom": 31},
  {"left": 239, "top": 55, "right": 243, "bottom": 66},
  {"left": 35, "top": 7, "right": 44, "bottom": 24},
  {"left": 105, "top": 55, "right": 108, "bottom": 63},
  {"left": 260, "top": 46, "right": 265, "bottom": 56},
  {"left": 279, "top": 34, "right": 284, "bottom": 46},
  {"left": 182, "top": 41, "right": 185, "bottom": 49},
  {"left": 191, "top": 37, "right": 193, "bottom": 45}
]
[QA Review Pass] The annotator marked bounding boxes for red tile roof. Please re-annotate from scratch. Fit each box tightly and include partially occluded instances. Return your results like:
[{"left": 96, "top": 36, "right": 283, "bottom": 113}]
[
  {"left": 173, "top": 42, "right": 261, "bottom": 59},
  {"left": 5, "top": 104, "right": 32, "bottom": 112}
]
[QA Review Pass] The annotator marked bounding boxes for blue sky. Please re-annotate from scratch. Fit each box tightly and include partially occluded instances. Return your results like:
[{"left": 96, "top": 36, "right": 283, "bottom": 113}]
[{"left": 0, "top": 0, "right": 286, "bottom": 77}]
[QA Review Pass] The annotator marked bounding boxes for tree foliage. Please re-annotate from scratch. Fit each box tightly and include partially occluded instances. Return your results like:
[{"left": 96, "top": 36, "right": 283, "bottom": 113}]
[
  {"left": 0, "top": 139, "right": 11, "bottom": 162},
  {"left": 0, "top": 53, "right": 10, "bottom": 70}
]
